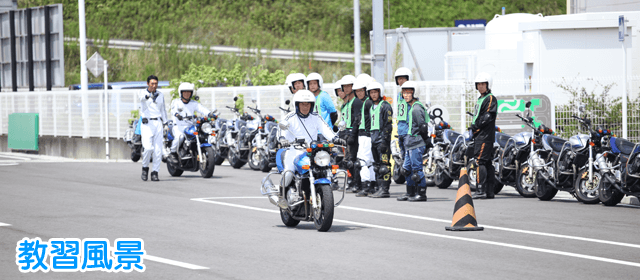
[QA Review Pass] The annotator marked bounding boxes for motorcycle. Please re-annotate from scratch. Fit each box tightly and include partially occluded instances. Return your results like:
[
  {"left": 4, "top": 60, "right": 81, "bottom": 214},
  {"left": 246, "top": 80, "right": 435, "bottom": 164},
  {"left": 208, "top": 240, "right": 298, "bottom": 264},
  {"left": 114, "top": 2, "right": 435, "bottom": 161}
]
[
  {"left": 166, "top": 113, "right": 217, "bottom": 178},
  {"left": 599, "top": 134, "right": 640, "bottom": 206},
  {"left": 217, "top": 105, "right": 255, "bottom": 169},
  {"left": 123, "top": 118, "right": 143, "bottom": 162},
  {"left": 423, "top": 108, "right": 455, "bottom": 189},
  {"left": 247, "top": 103, "right": 279, "bottom": 172},
  {"left": 533, "top": 104, "right": 608, "bottom": 202},
  {"left": 260, "top": 120, "right": 348, "bottom": 232},
  {"left": 499, "top": 103, "right": 554, "bottom": 197}
]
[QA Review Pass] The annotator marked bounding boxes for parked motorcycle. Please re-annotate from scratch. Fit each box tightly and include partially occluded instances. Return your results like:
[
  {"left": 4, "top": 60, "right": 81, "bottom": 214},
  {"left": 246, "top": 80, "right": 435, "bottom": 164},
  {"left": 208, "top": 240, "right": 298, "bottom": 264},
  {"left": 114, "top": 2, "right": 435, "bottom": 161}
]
[
  {"left": 423, "top": 108, "right": 454, "bottom": 189},
  {"left": 599, "top": 135, "right": 640, "bottom": 206},
  {"left": 166, "top": 114, "right": 217, "bottom": 178},
  {"left": 124, "top": 118, "right": 143, "bottom": 162},
  {"left": 533, "top": 104, "right": 608, "bottom": 202},
  {"left": 247, "top": 103, "right": 278, "bottom": 172},
  {"left": 260, "top": 120, "right": 348, "bottom": 232},
  {"left": 391, "top": 136, "right": 406, "bottom": 184}
]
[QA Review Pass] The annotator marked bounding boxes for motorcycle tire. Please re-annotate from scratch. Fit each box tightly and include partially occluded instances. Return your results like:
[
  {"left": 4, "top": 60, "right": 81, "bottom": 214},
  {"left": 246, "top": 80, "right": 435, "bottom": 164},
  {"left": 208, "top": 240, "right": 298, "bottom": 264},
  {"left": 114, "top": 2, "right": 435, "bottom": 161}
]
[
  {"left": 248, "top": 149, "right": 262, "bottom": 171},
  {"left": 574, "top": 170, "right": 601, "bottom": 204},
  {"left": 228, "top": 149, "right": 247, "bottom": 169},
  {"left": 392, "top": 162, "right": 406, "bottom": 184},
  {"left": 599, "top": 174, "right": 625, "bottom": 206},
  {"left": 131, "top": 151, "right": 141, "bottom": 162},
  {"left": 515, "top": 163, "right": 537, "bottom": 198},
  {"left": 466, "top": 160, "right": 478, "bottom": 191},
  {"left": 199, "top": 147, "right": 216, "bottom": 178},
  {"left": 314, "top": 184, "right": 335, "bottom": 232},
  {"left": 434, "top": 164, "right": 453, "bottom": 189},
  {"left": 280, "top": 208, "right": 300, "bottom": 227},
  {"left": 493, "top": 180, "right": 504, "bottom": 194},
  {"left": 260, "top": 158, "right": 272, "bottom": 172},
  {"left": 166, "top": 160, "right": 184, "bottom": 177},
  {"left": 534, "top": 170, "right": 558, "bottom": 201},
  {"left": 213, "top": 155, "right": 225, "bottom": 165}
]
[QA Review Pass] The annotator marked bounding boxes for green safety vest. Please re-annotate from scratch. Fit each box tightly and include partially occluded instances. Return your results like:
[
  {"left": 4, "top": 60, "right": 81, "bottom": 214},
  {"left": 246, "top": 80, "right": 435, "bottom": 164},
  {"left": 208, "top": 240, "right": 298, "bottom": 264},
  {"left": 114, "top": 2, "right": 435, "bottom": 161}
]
[
  {"left": 407, "top": 101, "right": 430, "bottom": 136},
  {"left": 342, "top": 98, "right": 355, "bottom": 129},
  {"left": 397, "top": 92, "right": 408, "bottom": 122},
  {"left": 358, "top": 97, "right": 370, "bottom": 130},
  {"left": 370, "top": 100, "right": 389, "bottom": 131},
  {"left": 472, "top": 93, "right": 493, "bottom": 125},
  {"left": 314, "top": 91, "right": 323, "bottom": 116}
]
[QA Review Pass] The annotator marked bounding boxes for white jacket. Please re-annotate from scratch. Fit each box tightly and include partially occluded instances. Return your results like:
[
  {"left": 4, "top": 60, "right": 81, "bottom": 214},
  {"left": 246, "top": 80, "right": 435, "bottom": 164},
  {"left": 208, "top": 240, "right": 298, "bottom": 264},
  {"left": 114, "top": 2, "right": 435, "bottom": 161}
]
[
  {"left": 138, "top": 89, "right": 168, "bottom": 122},
  {"left": 282, "top": 112, "right": 336, "bottom": 144},
  {"left": 170, "top": 99, "right": 212, "bottom": 127}
]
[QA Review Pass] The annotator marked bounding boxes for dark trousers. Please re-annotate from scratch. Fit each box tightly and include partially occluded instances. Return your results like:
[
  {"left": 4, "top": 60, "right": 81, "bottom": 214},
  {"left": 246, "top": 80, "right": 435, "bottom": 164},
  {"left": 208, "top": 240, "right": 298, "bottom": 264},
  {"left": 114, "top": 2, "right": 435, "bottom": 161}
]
[
  {"left": 474, "top": 141, "right": 495, "bottom": 191},
  {"left": 372, "top": 143, "right": 391, "bottom": 184}
]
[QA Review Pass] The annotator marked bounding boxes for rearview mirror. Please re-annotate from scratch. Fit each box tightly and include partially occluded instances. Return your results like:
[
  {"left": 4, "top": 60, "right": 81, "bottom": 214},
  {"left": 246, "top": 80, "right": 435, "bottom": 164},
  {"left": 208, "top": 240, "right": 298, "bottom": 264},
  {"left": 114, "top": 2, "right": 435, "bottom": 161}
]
[
  {"left": 285, "top": 100, "right": 291, "bottom": 105},
  {"left": 425, "top": 101, "right": 432, "bottom": 108},
  {"left": 233, "top": 96, "right": 238, "bottom": 102},
  {"left": 578, "top": 104, "right": 586, "bottom": 113},
  {"left": 338, "top": 121, "right": 346, "bottom": 130},
  {"left": 525, "top": 101, "right": 532, "bottom": 108}
]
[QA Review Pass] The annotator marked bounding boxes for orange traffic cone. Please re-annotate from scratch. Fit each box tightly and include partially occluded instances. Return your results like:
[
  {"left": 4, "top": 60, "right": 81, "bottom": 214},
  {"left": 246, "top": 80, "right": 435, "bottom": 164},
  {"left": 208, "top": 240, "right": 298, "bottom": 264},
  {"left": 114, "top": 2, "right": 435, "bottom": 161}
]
[{"left": 446, "top": 168, "right": 484, "bottom": 231}]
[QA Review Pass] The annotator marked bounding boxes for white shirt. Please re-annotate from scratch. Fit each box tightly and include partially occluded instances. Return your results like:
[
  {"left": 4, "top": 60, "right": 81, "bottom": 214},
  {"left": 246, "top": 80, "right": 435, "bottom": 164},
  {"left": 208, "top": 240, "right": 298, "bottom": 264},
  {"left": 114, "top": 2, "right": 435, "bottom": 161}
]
[
  {"left": 282, "top": 112, "right": 336, "bottom": 144},
  {"left": 138, "top": 89, "right": 168, "bottom": 122},
  {"left": 170, "top": 99, "right": 212, "bottom": 127}
]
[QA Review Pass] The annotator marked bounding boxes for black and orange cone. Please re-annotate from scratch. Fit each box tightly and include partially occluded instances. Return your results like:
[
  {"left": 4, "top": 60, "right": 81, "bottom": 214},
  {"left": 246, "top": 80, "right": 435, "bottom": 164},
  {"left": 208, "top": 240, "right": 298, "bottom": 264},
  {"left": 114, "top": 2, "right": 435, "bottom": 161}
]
[{"left": 445, "top": 168, "right": 484, "bottom": 231}]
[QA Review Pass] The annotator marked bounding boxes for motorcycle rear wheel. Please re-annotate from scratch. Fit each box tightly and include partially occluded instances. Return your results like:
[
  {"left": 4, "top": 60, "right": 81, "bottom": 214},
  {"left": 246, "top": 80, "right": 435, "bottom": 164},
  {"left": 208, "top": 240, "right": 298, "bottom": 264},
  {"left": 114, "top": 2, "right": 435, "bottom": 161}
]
[
  {"left": 131, "top": 150, "right": 141, "bottom": 162},
  {"left": 166, "top": 160, "right": 184, "bottom": 177},
  {"left": 314, "top": 184, "right": 335, "bottom": 232},
  {"left": 199, "top": 147, "right": 216, "bottom": 178}
]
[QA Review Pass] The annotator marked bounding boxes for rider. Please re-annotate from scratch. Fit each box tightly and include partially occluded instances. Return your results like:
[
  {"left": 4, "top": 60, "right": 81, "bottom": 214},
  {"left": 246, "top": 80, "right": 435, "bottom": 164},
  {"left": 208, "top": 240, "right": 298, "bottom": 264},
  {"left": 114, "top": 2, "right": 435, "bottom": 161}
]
[
  {"left": 468, "top": 72, "right": 498, "bottom": 199},
  {"left": 398, "top": 81, "right": 431, "bottom": 202},
  {"left": 353, "top": 75, "right": 376, "bottom": 197},
  {"left": 367, "top": 82, "right": 394, "bottom": 198},
  {"left": 168, "top": 82, "right": 217, "bottom": 164},
  {"left": 339, "top": 75, "right": 363, "bottom": 193},
  {"left": 306, "top": 72, "right": 338, "bottom": 130},
  {"left": 279, "top": 90, "right": 346, "bottom": 186}
]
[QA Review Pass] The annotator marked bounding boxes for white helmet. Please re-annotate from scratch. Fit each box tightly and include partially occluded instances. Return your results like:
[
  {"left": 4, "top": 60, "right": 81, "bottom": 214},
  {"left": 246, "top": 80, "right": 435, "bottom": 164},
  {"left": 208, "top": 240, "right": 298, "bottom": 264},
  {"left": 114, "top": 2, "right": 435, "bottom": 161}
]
[
  {"left": 367, "top": 82, "right": 384, "bottom": 102},
  {"left": 352, "top": 79, "right": 368, "bottom": 98},
  {"left": 401, "top": 81, "right": 418, "bottom": 101},
  {"left": 394, "top": 67, "right": 412, "bottom": 85},
  {"left": 474, "top": 72, "right": 493, "bottom": 91},
  {"left": 332, "top": 80, "right": 343, "bottom": 96},
  {"left": 285, "top": 74, "right": 295, "bottom": 93},
  {"left": 178, "top": 82, "right": 195, "bottom": 102},
  {"left": 356, "top": 73, "right": 373, "bottom": 84},
  {"left": 340, "top": 75, "right": 356, "bottom": 93},
  {"left": 292, "top": 89, "right": 316, "bottom": 118},
  {"left": 305, "top": 72, "right": 323, "bottom": 91},
  {"left": 290, "top": 73, "right": 306, "bottom": 93}
]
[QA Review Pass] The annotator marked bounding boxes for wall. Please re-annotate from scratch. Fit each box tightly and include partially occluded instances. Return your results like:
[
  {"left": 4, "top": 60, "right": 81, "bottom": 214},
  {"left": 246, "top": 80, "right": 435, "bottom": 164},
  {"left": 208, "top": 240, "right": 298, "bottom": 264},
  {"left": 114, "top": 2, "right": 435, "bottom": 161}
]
[{"left": 0, "top": 135, "right": 130, "bottom": 160}]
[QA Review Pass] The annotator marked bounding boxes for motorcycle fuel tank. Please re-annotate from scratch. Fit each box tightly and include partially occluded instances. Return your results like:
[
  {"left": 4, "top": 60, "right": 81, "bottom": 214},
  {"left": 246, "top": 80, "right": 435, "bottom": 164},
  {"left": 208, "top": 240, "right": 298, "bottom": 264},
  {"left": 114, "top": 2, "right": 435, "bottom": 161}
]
[
  {"left": 184, "top": 125, "right": 197, "bottom": 140},
  {"left": 513, "top": 132, "right": 532, "bottom": 147},
  {"left": 569, "top": 134, "right": 590, "bottom": 153},
  {"left": 294, "top": 153, "right": 311, "bottom": 174}
]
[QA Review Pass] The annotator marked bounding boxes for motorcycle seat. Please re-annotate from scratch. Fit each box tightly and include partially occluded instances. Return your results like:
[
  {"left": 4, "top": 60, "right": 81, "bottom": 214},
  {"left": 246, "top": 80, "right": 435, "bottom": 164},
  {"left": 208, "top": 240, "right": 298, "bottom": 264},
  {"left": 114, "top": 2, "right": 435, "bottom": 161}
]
[
  {"left": 495, "top": 132, "right": 511, "bottom": 148},
  {"left": 613, "top": 137, "right": 637, "bottom": 156},
  {"left": 544, "top": 135, "right": 567, "bottom": 153},
  {"left": 445, "top": 130, "right": 462, "bottom": 144}
]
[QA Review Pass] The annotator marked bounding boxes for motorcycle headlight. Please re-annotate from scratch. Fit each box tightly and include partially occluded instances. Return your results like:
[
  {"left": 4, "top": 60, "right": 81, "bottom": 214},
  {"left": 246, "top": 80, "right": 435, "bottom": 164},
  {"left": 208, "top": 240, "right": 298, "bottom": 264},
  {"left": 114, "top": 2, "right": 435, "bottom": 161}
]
[
  {"left": 202, "top": 122, "right": 213, "bottom": 134},
  {"left": 314, "top": 151, "right": 331, "bottom": 167}
]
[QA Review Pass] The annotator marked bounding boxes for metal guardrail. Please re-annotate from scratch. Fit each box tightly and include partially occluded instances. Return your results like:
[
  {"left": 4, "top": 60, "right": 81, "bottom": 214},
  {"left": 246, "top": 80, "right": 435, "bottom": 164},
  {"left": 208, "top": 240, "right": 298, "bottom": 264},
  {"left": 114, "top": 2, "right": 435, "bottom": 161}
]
[{"left": 64, "top": 37, "right": 373, "bottom": 64}]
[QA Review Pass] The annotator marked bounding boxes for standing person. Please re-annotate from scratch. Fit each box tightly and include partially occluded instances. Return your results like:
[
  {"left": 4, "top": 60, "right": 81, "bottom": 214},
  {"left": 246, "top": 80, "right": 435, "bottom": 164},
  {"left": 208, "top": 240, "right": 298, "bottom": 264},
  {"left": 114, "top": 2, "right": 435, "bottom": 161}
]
[
  {"left": 138, "top": 75, "right": 169, "bottom": 181},
  {"left": 339, "top": 75, "right": 363, "bottom": 193},
  {"left": 306, "top": 73, "right": 338, "bottom": 131},
  {"left": 469, "top": 72, "right": 498, "bottom": 199},
  {"left": 367, "top": 82, "right": 394, "bottom": 198},
  {"left": 353, "top": 78, "right": 376, "bottom": 197},
  {"left": 168, "top": 83, "right": 217, "bottom": 164},
  {"left": 398, "top": 81, "right": 431, "bottom": 202},
  {"left": 394, "top": 67, "right": 412, "bottom": 196}
]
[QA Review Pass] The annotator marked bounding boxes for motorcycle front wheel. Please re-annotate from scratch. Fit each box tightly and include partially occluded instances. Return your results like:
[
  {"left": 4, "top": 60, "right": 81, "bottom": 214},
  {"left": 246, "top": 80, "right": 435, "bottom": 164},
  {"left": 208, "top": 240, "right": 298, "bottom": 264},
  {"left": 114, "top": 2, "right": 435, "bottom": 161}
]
[
  {"left": 516, "top": 163, "right": 537, "bottom": 198},
  {"left": 199, "top": 146, "right": 216, "bottom": 178},
  {"left": 228, "top": 149, "right": 247, "bottom": 169},
  {"left": 574, "top": 170, "right": 601, "bottom": 204},
  {"left": 599, "top": 173, "right": 625, "bottom": 206},
  {"left": 314, "top": 184, "right": 335, "bottom": 232},
  {"left": 248, "top": 149, "right": 262, "bottom": 171},
  {"left": 392, "top": 161, "right": 406, "bottom": 184}
]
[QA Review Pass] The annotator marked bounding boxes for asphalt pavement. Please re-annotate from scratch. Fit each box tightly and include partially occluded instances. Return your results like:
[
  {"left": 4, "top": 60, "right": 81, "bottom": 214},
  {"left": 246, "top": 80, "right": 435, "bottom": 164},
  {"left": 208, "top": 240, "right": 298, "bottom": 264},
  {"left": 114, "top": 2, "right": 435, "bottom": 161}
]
[{"left": 1, "top": 154, "right": 639, "bottom": 279}]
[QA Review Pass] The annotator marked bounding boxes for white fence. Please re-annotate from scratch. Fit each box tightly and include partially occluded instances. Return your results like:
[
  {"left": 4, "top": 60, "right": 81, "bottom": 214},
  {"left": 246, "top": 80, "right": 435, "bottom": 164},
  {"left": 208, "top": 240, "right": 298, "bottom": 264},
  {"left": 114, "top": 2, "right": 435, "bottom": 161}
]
[{"left": 4, "top": 77, "right": 637, "bottom": 141}]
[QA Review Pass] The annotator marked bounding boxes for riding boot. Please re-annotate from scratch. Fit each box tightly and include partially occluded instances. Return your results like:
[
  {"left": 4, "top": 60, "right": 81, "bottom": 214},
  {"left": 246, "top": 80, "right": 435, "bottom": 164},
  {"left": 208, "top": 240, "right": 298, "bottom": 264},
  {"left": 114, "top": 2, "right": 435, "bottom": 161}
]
[
  {"left": 409, "top": 186, "right": 427, "bottom": 202},
  {"left": 150, "top": 171, "right": 159, "bottom": 181},
  {"left": 473, "top": 184, "right": 488, "bottom": 199},
  {"left": 371, "top": 179, "right": 390, "bottom": 198},
  {"left": 141, "top": 167, "right": 149, "bottom": 181},
  {"left": 397, "top": 185, "right": 414, "bottom": 201},
  {"left": 349, "top": 181, "right": 362, "bottom": 193},
  {"left": 356, "top": 182, "right": 373, "bottom": 197}
]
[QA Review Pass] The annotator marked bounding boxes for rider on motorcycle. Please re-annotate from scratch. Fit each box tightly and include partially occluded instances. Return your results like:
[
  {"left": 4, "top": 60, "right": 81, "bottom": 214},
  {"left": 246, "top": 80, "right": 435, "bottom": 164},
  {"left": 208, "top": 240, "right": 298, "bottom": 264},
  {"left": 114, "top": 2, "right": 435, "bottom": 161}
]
[
  {"left": 279, "top": 90, "right": 346, "bottom": 186},
  {"left": 168, "top": 82, "right": 217, "bottom": 164}
]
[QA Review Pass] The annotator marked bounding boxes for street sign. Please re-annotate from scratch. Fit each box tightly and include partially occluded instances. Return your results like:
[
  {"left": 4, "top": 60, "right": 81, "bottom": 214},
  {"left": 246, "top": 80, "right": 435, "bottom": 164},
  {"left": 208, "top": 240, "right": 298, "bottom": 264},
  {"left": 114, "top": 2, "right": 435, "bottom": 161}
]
[
  {"left": 86, "top": 52, "right": 106, "bottom": 77},
  {"left": 619, "top": 15, "right": 626, "bottom": 42}
]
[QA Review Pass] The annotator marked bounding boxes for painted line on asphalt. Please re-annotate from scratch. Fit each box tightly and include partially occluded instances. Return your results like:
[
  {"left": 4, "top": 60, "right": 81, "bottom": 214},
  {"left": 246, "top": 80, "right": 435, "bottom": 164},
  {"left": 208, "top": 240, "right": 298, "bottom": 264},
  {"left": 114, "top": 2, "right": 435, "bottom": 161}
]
[
  {"left": 199, "top": 196, "right": 640, "bottom": 248},
  {"left": 144, "top": 254, "right": 209, "bottom": 270},
  {"left": 0, "top": 222, "right": 11, "bottom": 226},
  {"left": 191, "top": 198, "right": 640, "bottom": 268},
  {"left": 0, "top": 154, "right": 31, "bottom": 161},
  {"left": 339, "top": 206, "right": 640, "bottom": 249},
  {"left": 0, "top": 162, "right": 19, "bottom": 166}
]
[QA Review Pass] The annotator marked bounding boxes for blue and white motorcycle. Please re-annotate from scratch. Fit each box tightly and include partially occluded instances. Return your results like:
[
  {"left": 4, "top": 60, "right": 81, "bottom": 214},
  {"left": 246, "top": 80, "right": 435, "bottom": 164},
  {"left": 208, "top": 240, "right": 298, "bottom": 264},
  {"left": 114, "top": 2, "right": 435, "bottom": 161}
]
[
  {"left": 260, "top": 121, "right": 347, "bottom": 232},
  {"left": 166, "top": 114, "right": 218, "bottom": 178}
]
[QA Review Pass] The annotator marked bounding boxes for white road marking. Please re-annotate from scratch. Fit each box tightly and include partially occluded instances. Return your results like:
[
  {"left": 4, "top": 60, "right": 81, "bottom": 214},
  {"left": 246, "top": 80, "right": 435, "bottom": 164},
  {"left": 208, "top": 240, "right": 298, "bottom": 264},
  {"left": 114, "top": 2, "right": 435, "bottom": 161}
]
[
  {"left": 0, "top": 222, "right": 11, "bottom": 226},
  {"left": 192, "top": 198, "right": 640, "bottom": 268},
  {"left": 0, "top": 154, "right": 31, "bottom": 161},
  {"left": 144, "top": 254, "right": 209, "bottom": 270},
  {"left": 0, "top": 162, "right": 19, "bottom": 166}
]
